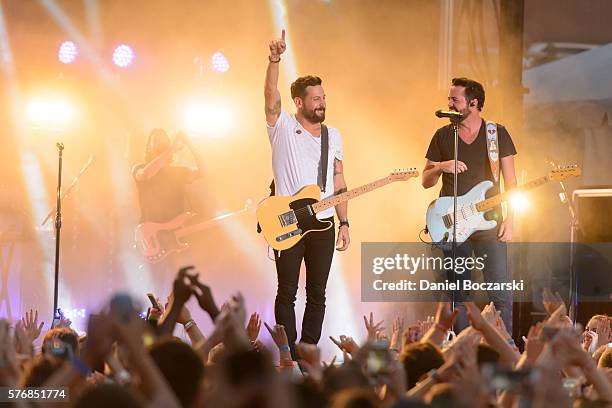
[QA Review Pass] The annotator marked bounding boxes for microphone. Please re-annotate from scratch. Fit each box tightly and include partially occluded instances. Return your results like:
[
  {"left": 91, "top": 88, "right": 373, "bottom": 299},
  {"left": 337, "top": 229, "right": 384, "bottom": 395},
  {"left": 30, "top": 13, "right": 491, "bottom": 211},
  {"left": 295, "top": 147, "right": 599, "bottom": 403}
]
[{"left": 435, "top": 110, "right": 464, "bottom": 120}]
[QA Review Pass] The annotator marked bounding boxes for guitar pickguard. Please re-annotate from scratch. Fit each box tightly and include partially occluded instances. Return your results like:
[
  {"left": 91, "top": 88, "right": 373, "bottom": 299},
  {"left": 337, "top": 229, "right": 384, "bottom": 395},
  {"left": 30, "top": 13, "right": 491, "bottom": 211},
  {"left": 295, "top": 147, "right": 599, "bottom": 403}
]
[{"left": 289, "top": 198, "right": 330, "bottom": 234}]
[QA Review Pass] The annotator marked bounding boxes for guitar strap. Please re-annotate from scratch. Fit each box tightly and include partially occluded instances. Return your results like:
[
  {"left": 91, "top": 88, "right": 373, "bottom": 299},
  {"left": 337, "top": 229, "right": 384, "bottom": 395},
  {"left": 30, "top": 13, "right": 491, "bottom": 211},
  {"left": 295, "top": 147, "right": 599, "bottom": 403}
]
[
  {"left": 256, "top": 124, "right": 329, "bottom": 234},
  {"left": 485, "top": 121, "right": 500, "bottom": 183},
  {"left": 320, "top": 124, "right": 329, "bottom": 193}
]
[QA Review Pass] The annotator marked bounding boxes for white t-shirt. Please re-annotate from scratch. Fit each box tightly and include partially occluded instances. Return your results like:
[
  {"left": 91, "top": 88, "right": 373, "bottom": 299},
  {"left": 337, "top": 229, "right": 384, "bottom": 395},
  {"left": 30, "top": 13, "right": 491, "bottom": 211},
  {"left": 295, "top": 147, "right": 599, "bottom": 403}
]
[{"left": 267, "top": 111, "right": 343, "bottom": 220}]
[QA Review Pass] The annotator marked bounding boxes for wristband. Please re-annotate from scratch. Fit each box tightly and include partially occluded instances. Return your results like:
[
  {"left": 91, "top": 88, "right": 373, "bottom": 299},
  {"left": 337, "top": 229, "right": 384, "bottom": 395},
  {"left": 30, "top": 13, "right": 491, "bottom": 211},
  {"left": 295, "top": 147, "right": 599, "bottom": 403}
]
[
  {"left": 184, "top": 319, "right": 196, "bottom": 331},
  {"left": 279, "top": 344, "right": 290, "bottom": 352},
  {"left": 268, "top": 55, "right": 281, "bottom": 63}
]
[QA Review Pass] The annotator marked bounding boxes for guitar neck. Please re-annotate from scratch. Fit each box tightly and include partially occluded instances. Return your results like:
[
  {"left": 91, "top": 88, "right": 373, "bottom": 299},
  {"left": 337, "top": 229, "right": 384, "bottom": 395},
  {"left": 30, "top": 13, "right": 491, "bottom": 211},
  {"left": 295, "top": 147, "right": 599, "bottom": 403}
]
[
  {"left": 175, "top": 209, "right": 245, "bottom": 238},
  {"left": 312, "top": 176, "right": 393, "bottom": 213},
  {"left": 475, "top": 175, "right": 550, "bottom": 212}
]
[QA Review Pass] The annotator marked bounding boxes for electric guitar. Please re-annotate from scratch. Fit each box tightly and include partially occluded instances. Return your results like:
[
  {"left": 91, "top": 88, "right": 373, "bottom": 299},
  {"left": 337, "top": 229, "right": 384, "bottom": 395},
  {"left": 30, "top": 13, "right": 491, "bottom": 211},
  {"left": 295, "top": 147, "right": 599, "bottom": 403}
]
[
  {"left": 425, "top": 165, "right": 582, "bottom": 245},
  {"left": 257, "top": 169, "right": 419, "bottom": 251},
  {"left": 135, "top": 200, "right": 252, "bottom": 263}
]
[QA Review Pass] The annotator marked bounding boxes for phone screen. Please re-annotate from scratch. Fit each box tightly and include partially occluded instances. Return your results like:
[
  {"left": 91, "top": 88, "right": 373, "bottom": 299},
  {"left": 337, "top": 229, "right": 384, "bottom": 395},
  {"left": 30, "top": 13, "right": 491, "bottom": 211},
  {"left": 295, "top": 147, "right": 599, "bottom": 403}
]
[{"left": 52, "top": 308, "right": 62, "bottom": 328}]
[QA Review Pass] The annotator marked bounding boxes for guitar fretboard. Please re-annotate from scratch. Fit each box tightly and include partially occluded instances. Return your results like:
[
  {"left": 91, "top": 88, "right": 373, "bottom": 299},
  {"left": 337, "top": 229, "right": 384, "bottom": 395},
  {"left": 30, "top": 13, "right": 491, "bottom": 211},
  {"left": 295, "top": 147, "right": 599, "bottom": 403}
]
[
  {"left": 312, "top": 177, "right": 393, "bottom": 213},
  {"left": 475, "top": 175, "right": 550, "bottom": 212}
]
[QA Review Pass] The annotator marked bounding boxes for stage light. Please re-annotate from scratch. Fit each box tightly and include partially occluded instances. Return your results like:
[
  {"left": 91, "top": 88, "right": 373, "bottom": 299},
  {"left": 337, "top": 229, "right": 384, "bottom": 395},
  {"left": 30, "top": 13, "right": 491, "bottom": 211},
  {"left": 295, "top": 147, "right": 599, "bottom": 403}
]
[
  {"left": 181, "top": 101, "right": 233, "bottom": 136},
  {"left": 62, "top": 308, "right": 87, "bottom": 319},
  {"left": 211, "top": 52, "right": 229, "bottom": 73},
  {"left": 58, "top": 40, "right": 78, "bottom": 64},
  {"left": 26, "top": 97, "right": 76, "bottom": 128},
  {"left": 112, "top": 44, "right": 134, "bottom": 68},
  {"left": 509, "top": 191, "right": 530, "bottom": 212}
]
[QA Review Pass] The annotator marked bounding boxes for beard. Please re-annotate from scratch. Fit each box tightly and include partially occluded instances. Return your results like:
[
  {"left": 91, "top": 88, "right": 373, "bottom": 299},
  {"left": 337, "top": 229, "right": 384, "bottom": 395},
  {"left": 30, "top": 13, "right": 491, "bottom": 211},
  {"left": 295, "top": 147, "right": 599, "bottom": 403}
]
[{"left": 303, "top": 106, "right": 326, "bottom": 123}]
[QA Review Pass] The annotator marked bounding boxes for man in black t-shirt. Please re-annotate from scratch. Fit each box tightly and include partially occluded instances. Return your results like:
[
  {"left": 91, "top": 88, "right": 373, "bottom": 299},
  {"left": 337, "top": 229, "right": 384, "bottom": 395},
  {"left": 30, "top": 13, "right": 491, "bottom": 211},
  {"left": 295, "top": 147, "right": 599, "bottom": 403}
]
[
  {"left": 133, "top": 129, "right": 203, "bottom": 223},
  {"left": 132, "top": 129, "right": 204, "bottom": 290},
  {"left": 422, "top": 77, "right": 517, "bottom": 332}
]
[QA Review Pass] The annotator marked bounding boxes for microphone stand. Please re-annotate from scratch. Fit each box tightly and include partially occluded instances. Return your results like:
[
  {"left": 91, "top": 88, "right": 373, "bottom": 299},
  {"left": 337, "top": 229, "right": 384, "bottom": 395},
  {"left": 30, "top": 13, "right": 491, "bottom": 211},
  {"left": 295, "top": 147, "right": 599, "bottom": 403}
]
[
  {"left": 41, "top": 155, "right": 95, "bottom": 227},
  {"left": 451, "top": 118, "right": 460, "bottom": 315},
  {"left": 53, "top": 143, "right": 64, "bottom": 319}
]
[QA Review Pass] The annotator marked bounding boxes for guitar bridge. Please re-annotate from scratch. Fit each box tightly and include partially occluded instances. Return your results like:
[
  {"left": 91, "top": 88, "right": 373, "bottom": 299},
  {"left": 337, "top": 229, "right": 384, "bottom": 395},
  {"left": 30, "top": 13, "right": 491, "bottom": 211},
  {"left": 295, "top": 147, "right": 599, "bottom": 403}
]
[
  {"left": 278, "top": 210, "right": 297, "bottom": 227},
  {"left": 276, "top": 228, "right": 302, "bottom": 242}
]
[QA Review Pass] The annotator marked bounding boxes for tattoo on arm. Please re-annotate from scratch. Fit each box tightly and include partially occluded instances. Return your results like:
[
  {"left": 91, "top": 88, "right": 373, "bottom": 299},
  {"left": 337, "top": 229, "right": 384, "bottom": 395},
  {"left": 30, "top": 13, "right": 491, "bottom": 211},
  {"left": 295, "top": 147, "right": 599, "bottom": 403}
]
[
  {"left": 334, "top": 159, "right": 343, "bottom": 176},
  {"left": 265, "top": 100, "right": 281, "bottom": 116},
  {"left": 334, "top": 187, "right": 348, "bottom": 195}
]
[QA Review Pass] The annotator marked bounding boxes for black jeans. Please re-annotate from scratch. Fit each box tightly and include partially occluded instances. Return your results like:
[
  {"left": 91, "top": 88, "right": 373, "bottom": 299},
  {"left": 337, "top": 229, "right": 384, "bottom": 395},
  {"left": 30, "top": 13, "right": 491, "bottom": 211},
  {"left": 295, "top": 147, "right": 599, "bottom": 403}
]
[
  {"left": 274, "top": 218, "right": 335, "bottom": 359},
  {"left": 442, "top": 229, "right": 512, "bottom": 333}
]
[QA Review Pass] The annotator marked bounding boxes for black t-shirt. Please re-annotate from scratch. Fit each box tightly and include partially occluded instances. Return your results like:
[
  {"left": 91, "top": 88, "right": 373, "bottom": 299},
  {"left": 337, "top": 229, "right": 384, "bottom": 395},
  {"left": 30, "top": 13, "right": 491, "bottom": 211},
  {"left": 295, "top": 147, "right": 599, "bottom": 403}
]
[
  {"left": 426, "top": 119, "right": 517, "bottom": 199},
  {"left": 136, "top": 165, "right": 192, "bottom": 223}
]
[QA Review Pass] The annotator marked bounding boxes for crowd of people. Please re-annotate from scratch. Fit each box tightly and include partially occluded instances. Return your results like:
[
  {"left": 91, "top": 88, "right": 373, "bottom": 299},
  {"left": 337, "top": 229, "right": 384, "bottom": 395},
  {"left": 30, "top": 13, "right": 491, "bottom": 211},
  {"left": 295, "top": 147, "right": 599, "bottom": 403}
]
[{"left": 0, "top": 266, "right": 610, "bottom": 408}]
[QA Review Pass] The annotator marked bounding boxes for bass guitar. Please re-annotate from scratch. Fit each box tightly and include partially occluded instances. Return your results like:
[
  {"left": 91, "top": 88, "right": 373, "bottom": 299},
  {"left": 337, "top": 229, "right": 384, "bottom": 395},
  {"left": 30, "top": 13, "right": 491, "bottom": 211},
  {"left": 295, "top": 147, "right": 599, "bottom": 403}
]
[{"left": 135, "top": 200, "right": 251, "bottom": 263}]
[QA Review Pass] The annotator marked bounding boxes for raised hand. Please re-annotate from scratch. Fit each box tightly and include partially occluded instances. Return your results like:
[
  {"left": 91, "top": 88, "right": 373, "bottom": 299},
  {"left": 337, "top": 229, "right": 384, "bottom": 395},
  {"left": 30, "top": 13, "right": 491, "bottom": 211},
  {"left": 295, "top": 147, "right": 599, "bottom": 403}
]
[
  {"left": 264, "top": 322, "right": 289, "bottom": 349},
  {"left": 269, "top": 29, "right": 286, "bottom": 60},
  {"left": 246, "top": 312, "right": 262, "bottom": 343},
  {"left": 542, "top": 288, "right": 565, "bottom": 316},
  {"left": 419, "top": 316, "right": 434, "bottom": 333},
  {"left": 330, "top": 334, "right": 359, "bottom": 356},
  {"left": 435, "top": 301, "right": 459, "bottom": 331},
  {"left": 465, "top": 302, "right": 487, "bottom": 331},
  {"left": 189, "top": 274, "right": 220, "bottom": 321},
  {"left": 595, "top": 318, "right": 611, "bottom": 348},
  {"left": 21, "top": 309, "right": 44, "bottom": 343},
  {"left": 173, "top": 266, "right": 194, "bottom": 305},
  {"left": 364, "top": 312, "right": 385, "bottom": 341},
  {"left": 523, "top": 323, "right": 545, "bottom": 363},
  {"left": 390, "top": 316, "right": 404, "bottom": 351},
  {"left": 0, "top": 319, "right": 20, "bottom": 385},
  {"left": 402, "top": 323, "right": 422, "bottom": 347}
]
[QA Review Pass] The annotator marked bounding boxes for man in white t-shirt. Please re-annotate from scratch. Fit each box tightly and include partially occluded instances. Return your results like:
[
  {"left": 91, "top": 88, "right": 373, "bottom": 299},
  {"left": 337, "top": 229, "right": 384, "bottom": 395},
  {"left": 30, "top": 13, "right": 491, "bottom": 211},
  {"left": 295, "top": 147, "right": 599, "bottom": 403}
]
[{"left": 264, "top": 30, "right": 350, "bottom": 359}]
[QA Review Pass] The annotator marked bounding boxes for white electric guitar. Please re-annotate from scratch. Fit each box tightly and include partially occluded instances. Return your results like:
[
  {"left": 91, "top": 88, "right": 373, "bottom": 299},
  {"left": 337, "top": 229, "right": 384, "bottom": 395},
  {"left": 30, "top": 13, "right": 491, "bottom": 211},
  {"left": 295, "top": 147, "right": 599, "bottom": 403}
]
[{"left": 426, "top": 165, "right": 581, "bottom": 245}]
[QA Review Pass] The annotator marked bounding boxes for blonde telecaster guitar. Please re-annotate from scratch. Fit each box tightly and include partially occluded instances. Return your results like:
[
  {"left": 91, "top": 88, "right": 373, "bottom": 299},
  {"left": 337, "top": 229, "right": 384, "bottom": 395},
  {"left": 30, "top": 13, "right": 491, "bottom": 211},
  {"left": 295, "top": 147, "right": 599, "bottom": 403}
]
[{"left": 257, "top": 169, "right": 419, "bottom": 251}]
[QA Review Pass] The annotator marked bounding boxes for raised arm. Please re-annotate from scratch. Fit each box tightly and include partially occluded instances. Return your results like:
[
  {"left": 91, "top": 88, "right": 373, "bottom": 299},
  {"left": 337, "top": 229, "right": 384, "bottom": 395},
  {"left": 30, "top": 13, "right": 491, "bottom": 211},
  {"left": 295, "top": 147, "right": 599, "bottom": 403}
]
[
  {"left": 264, "top": 29, "right": 286, "bottom": 126},
  {"left": 132, "top": 137, "right": 179, "bottom": 182}
]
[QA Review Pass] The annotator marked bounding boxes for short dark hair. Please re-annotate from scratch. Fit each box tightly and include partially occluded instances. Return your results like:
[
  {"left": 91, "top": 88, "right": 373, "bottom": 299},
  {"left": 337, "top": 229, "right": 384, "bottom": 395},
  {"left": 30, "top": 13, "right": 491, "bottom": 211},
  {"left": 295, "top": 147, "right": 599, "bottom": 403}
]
[
  {"left": 149, "top": 338, "right": 205, "bottom": 408},
  {"left": 400, "top": 342, "right": 445, "bottom": 389},
  {"left": 290, "top": 75, "right": 322, "bottom": 100},
  {"left": 452, "top": 77, "right": 485, "bottom": 110}
]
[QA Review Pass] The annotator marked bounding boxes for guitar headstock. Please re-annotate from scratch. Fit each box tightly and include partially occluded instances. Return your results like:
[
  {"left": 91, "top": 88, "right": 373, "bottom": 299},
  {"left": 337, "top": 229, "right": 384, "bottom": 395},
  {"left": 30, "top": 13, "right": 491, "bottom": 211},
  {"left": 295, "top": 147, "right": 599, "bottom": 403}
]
[
  {"left": 389, "top": 168, "right": 419, "bottom": 181},
  {"left": 548, "top": 165, "right": 582, "bottom": 181}
]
